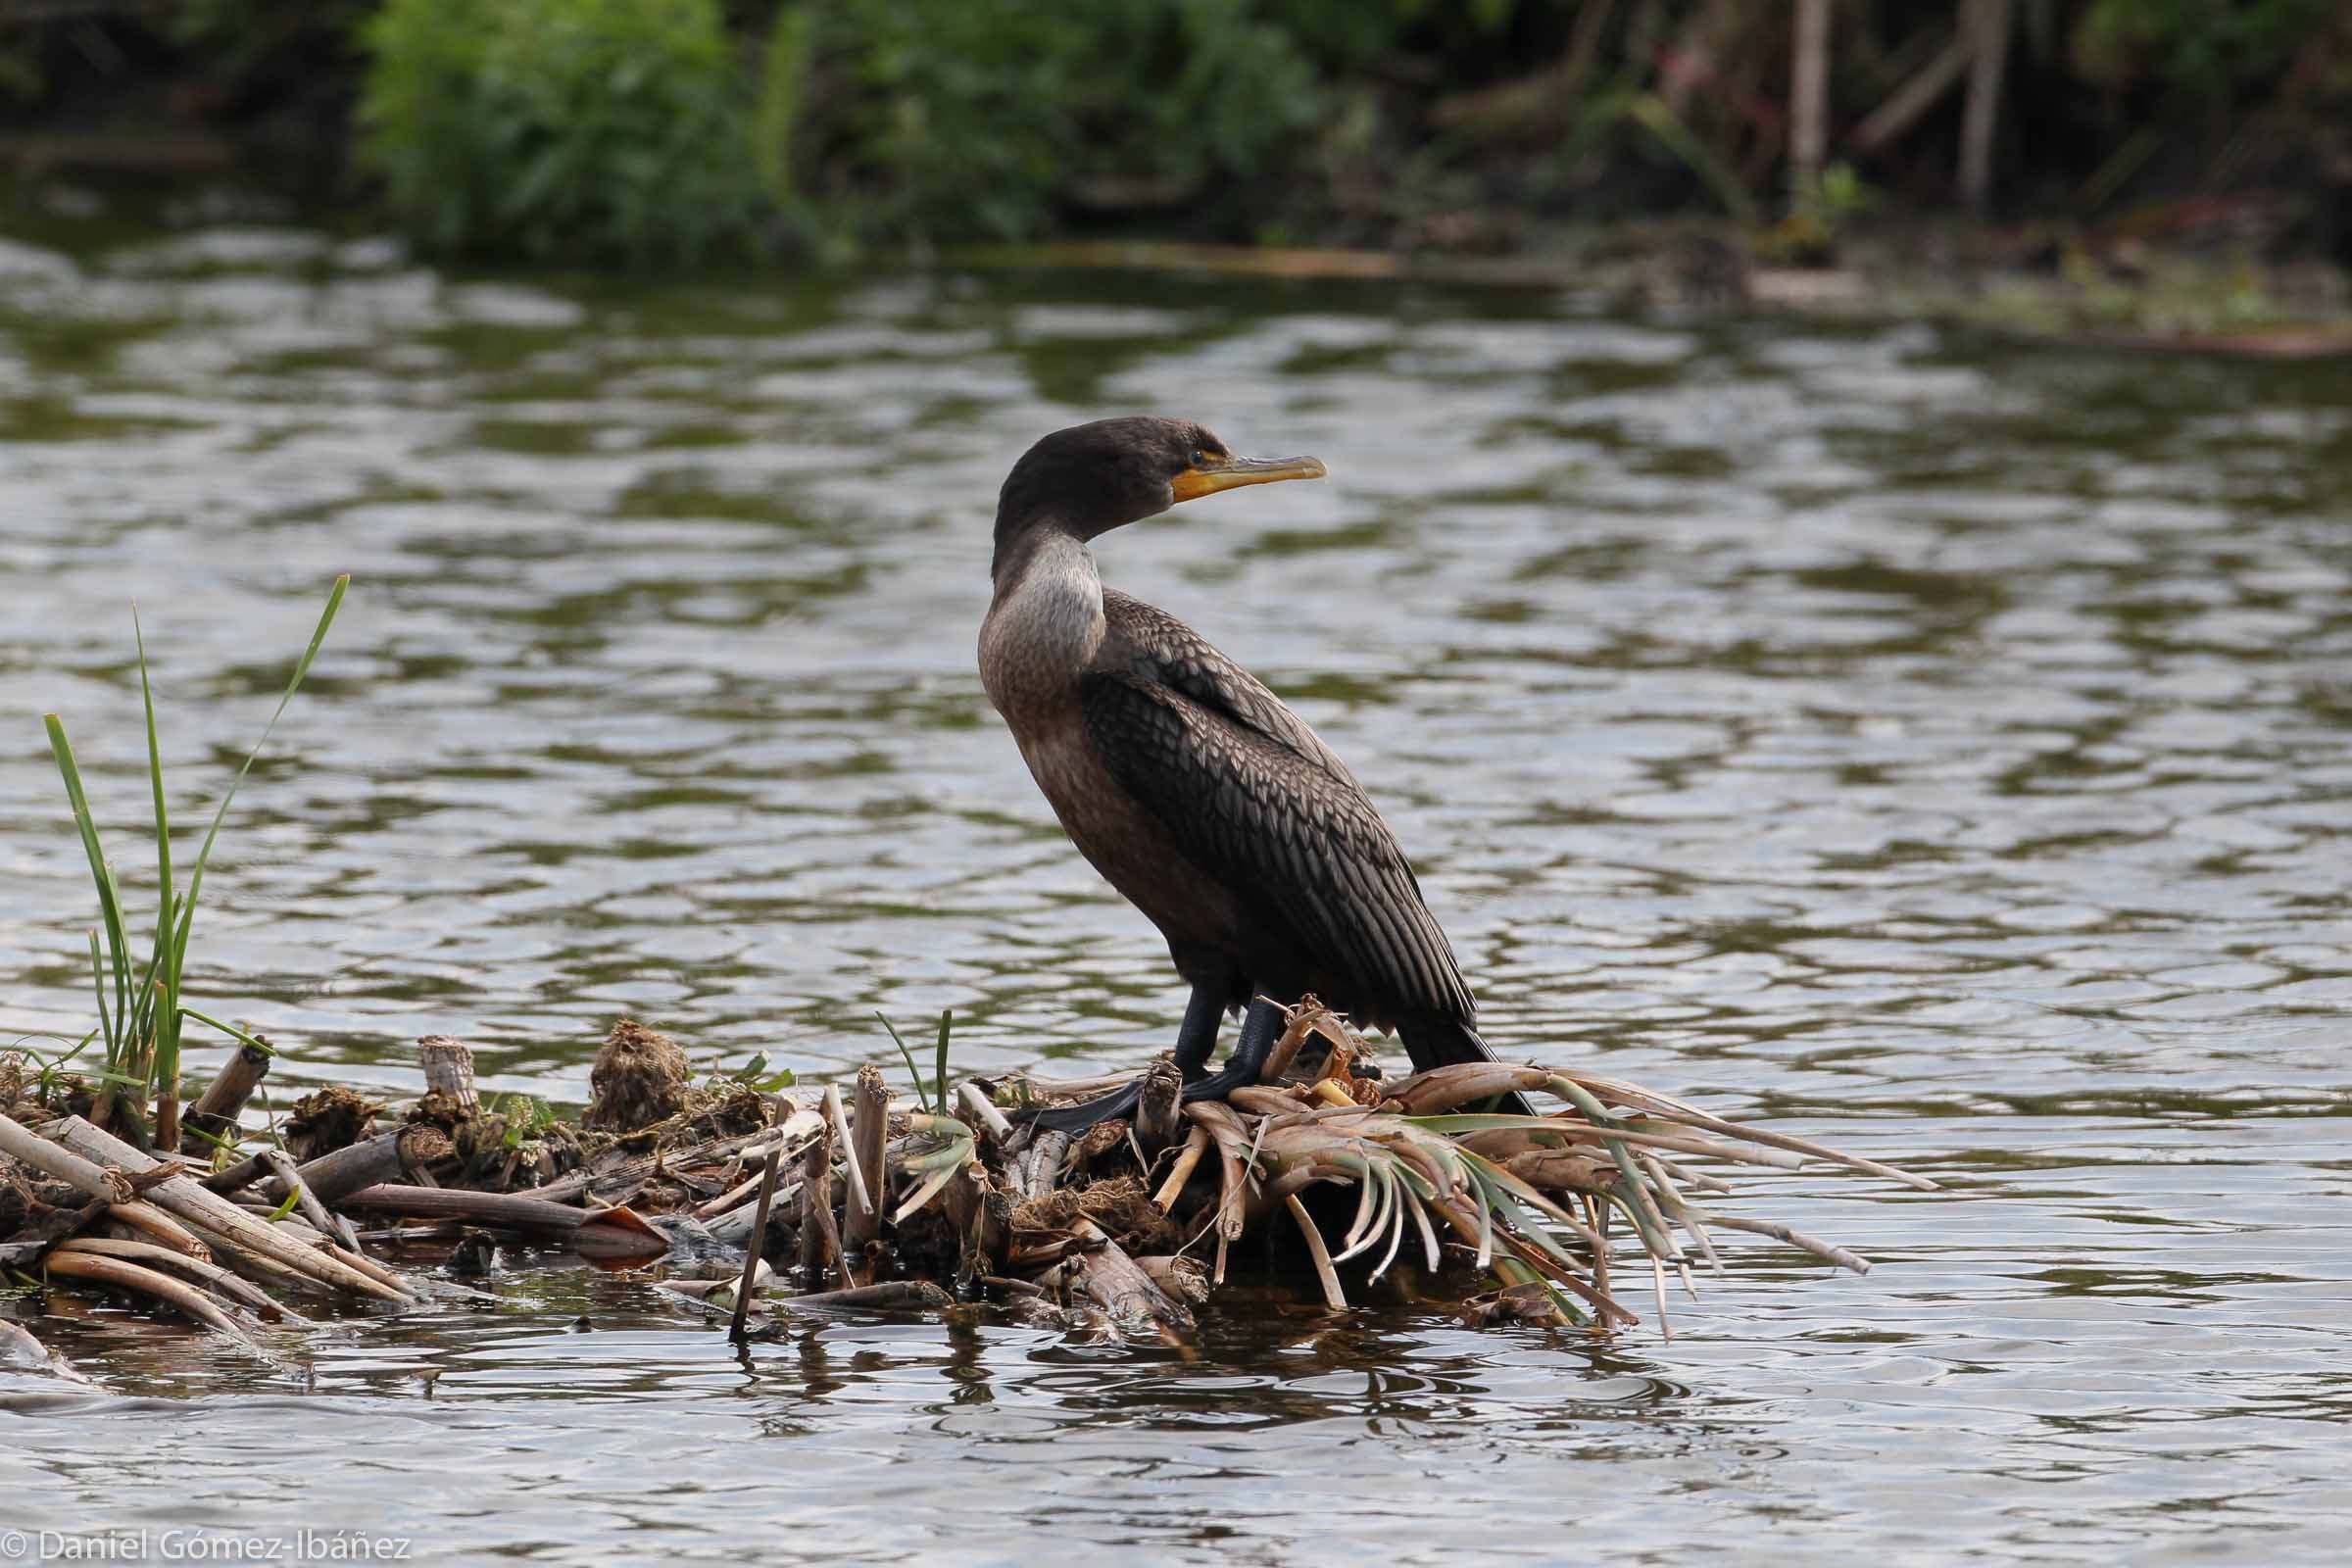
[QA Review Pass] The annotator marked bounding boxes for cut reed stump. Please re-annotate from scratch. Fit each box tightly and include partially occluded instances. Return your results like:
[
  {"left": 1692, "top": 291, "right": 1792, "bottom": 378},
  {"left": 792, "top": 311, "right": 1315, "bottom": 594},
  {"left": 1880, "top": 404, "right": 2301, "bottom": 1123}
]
[
  {"left": 1134, "top": 1056, "right": 1183, "bottom": 1157},
  {"left": 800, "top": 1118, "right": 843, "bottom": 1285},
  {"left": 417, "top": 1035, "right": 480, "bottom": 1116},
  {"left": 180, "top": 1040, "right": 270, "bottom": 1154},
  {"left": 843, "top": 1063, "right": 890, "bottom": 1274}
]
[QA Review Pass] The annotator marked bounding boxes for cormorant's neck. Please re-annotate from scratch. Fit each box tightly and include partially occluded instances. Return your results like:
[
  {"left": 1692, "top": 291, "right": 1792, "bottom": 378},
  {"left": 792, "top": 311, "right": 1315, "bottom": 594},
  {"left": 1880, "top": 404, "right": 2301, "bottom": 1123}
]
[
  {"left": 979, "top": 525, "right": 1106, "bottom": 710},
  {"left": 991, "top": 514, "right": 1091, "bottom": 596}
]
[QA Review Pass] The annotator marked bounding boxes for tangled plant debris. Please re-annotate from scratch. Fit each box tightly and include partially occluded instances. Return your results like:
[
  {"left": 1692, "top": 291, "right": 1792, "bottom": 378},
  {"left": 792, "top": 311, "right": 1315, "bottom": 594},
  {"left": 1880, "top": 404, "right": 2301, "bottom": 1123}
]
[{"left": 1, "top": 1004, "right": 1934, "bottom": 1364}]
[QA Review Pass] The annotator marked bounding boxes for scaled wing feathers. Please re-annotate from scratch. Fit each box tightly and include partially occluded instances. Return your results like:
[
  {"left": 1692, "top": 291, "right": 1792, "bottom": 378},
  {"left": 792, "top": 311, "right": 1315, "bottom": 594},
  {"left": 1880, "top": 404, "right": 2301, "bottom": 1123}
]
[{"left": 1084, "top": 596, "right": 1475, "bottom": 1024}]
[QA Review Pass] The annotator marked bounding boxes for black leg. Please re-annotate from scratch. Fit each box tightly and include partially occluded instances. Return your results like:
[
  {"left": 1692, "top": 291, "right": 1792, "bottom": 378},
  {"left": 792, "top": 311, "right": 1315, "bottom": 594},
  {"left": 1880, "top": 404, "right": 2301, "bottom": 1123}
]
[
  {"left": 1016, "top": 980, "right": 1227, "bottom": 1133},
  {"left": 1178, "top": 996, "right": 1285, "bottom": 1103},
  {"left": 1171, "top": 981, "right": 1225, "bottom": 1077}
]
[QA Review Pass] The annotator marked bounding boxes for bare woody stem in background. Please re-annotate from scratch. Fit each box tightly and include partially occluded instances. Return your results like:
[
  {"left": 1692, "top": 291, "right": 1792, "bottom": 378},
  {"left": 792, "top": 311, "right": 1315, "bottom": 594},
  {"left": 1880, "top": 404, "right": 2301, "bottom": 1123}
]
[
  {"left": 1959, "top": 0, "right": 2015, "bottom": 212},
  {"left": 1850, "top": 28, "right": 1974, "bottom": 155},
  {"left": 1789, "top": 0, "right": 1831, "bottom": 196}
]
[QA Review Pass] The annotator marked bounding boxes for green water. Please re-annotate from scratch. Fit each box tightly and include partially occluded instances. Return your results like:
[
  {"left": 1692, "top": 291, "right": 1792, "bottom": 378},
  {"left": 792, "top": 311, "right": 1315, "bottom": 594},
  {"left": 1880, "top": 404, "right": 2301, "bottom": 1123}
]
[{"left": 1, "top": 224, "right": 2348, "bottom": 1563}]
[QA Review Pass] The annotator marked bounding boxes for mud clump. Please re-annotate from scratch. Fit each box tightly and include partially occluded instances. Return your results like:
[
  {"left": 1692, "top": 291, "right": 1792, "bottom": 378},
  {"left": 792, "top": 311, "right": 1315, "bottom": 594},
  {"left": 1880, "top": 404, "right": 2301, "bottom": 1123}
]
[
  {"left": 284, "top": 1086, "right": 383, "bottom": 1160},
  {"left": 583, "top": 1019, "right": 693, "bottom": 1133}
]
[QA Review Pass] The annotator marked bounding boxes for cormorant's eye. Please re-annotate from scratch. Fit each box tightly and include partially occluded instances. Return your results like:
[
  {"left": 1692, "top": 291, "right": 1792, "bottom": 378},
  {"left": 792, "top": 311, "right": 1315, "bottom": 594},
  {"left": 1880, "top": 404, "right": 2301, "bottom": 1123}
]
[{"left": 1193, "top": 447, "right": 1214, "bottom": 466}]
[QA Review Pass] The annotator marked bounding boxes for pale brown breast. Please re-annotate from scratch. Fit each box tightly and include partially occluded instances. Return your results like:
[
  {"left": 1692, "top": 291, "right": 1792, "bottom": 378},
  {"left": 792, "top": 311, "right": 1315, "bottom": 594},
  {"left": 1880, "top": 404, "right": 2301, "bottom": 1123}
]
[{"left": 982, "top": 545, "right": 1251, "bottom": 966}]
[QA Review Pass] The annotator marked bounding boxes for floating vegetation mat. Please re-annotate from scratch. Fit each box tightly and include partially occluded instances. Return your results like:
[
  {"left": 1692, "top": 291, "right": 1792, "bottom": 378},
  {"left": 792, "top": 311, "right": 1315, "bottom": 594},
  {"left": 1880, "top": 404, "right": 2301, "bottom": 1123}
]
[{"left": 0, "top": 1006, "right": 1935, "bottom": 1360}]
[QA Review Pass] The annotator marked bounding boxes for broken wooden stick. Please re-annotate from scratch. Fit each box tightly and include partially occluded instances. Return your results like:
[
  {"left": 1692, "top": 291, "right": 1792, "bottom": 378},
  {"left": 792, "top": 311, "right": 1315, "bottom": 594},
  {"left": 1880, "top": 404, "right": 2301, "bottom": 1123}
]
[
  {"left": 1063, "top": 1218, "right": 1194, "bottom": 1335},
  {"left": 205, "top": 1124, "right": 447, "bottom": 1205},
  {"left": 776, "top": 1281, "right": 953, "bottom": 1311},
  {"left": 262, "top": 1149, "right": 360, "bottom": 1252},
  {"left": 728, "top": 1145, "right": 784, "bottom": 1343},
  {"left": 336, "top": 1184, "right": 669, "bottom": 1260},
  {"left": 1013, "top": 1128, "right": 1069, "bottom": 1203},
  {"left": 30, "top": 1117, "right": 408, "bottom": 1301},
  {"left": 106, "top": 1200, "right": 211, "bottom": 1259},
  {"left": 956, "top": 1083, "right": 1015, "bottom": 1150},
  {"left": 180, "top": 1041, "right": 270, "bottom": 1154}
]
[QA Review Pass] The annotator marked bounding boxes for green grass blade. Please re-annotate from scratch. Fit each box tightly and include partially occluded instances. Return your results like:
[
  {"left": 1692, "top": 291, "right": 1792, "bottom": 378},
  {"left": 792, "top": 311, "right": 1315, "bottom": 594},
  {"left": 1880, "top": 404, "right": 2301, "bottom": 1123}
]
[
  {"left": 134, "top": 604, "right": 174, "bottom": 923},
  {"left": 101, "top": 860, "right": 139, "bottom": 1064},
  {"left": 931, "top": 1009, "right": 953, "bottom": 1117},
  {"left": 129, "top": 896, "right": 172, "bottom": 1051},
  {"left": 84, "top": 930, "right": 114, "bottom": 1056},
  {"left": 9, "top": 1027, "right": 98, "bottom": 1057},
  {"left": 153, "top": 940, "right": 182, "bottom": 1102},
  {"left": 168, "top": 574, "right": 348, "bottom": 979},
  {"left": 80, "top": 1067, "right": 155, "bottom": 1089},
  {"left": 134, "top": 605, "right": 181, "bottom": 1097},
  {"left": 178, "top": 1007, "right": 278, "bottom": 1054},
  {"left": 1541, "top": 1076, "right": 1682, "bottom": 1257},
  {"left": 179, "top": 1121, "right": 249, "bottom": 1159},
  {"left": 45, "top": 714, "right": 131, "bottom": 1049},
  {"left": 876, "top": 1010, "right": 930, "bottom": 1111}
]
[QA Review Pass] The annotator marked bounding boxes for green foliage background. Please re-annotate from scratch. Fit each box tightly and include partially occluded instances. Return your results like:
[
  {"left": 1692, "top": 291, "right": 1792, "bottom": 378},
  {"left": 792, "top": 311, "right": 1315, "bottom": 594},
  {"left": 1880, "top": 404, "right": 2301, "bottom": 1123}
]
[
  {"left": 1, "top": 0, "right": 2344, "bottom": 266},
  {"left": 360, "top": 0, "right": 758, "bottom": 264}
]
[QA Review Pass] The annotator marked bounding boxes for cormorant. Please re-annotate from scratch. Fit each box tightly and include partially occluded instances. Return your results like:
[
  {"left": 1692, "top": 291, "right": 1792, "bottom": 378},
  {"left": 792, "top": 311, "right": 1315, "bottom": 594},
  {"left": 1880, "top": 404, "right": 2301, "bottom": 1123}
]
[{"left": 979, "top": 416, "right": 1530, "bottom": 1130}]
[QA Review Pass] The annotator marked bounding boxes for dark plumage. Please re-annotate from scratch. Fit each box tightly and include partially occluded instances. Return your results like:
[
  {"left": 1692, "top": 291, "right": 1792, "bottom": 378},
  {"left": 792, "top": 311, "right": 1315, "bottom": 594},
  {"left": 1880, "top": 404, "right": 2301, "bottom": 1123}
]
[{"left": 979, "top": 416, "right": 1529, "bottom": 1127}]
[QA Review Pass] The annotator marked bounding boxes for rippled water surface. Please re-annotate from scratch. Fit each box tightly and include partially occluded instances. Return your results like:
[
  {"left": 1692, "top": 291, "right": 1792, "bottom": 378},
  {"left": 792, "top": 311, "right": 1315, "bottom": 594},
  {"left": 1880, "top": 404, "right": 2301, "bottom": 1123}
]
[{"left": 3, "top": 227, "right": 2349, "bottom": 1563}]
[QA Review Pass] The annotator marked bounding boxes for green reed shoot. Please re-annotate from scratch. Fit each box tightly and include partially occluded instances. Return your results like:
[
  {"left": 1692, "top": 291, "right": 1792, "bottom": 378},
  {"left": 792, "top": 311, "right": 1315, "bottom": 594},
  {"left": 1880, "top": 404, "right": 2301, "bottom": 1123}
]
[
  {"left": 874, "top": 1008, "right": 953, "bottom": 1115},
  {"left": 42, "top": 575, "right": 348, "bottom": 1147}
]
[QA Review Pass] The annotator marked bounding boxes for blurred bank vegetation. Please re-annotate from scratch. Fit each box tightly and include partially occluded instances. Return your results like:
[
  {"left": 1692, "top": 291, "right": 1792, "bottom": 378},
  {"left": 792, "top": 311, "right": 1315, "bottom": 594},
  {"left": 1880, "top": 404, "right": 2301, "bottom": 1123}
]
[{"left": 0, "top": 0, "right": 2344, "bottom": 268}]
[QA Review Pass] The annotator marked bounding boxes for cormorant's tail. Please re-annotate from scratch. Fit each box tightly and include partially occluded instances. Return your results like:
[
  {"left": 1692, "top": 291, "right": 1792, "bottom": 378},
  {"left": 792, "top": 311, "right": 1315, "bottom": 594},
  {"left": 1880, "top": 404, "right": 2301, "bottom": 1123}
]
[{"left": 1396, "top": 1016, "right": 1537, "bottom": 1117}]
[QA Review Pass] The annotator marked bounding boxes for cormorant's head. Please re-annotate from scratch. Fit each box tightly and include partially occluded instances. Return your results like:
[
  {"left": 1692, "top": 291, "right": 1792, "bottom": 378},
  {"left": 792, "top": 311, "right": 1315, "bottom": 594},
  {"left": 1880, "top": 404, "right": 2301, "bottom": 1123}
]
[{"left": 994, "top": 416, "right": 1325, "bottom": 564}]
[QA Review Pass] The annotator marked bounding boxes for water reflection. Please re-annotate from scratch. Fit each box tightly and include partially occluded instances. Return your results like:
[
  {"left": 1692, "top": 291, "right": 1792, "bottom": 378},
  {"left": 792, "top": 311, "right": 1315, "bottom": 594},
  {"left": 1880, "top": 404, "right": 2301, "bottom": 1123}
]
[{"left": 0, "top": 227, "right": 2347, "bottom": 1562}]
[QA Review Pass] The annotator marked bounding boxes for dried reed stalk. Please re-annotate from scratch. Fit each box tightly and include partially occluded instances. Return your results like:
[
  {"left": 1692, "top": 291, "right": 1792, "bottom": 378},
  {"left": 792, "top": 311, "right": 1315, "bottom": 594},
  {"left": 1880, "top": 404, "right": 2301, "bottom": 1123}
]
[
  {"left": 55, "top": 1236, "right": 302, "bottom": 1323},
  {"left": 22, "top": 1115, "right": 405, "bottom": 1301},
  {"left": 42, "top": 1250, "right": 256, "bottom": 1345},
  {"left": 729, "top": 1145, "right": 784, "bottom": 1342},
  {"left": 844, "top": 1065, "right": 889, "bottom": 1266}
]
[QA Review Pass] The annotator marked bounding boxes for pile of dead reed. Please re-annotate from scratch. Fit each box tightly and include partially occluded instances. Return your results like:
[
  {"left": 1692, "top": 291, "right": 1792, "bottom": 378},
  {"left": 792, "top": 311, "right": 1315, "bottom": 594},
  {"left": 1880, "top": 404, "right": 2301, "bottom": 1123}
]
[{"left": 0, "top": 1008, "right": 1934, "bottom": 1363}]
